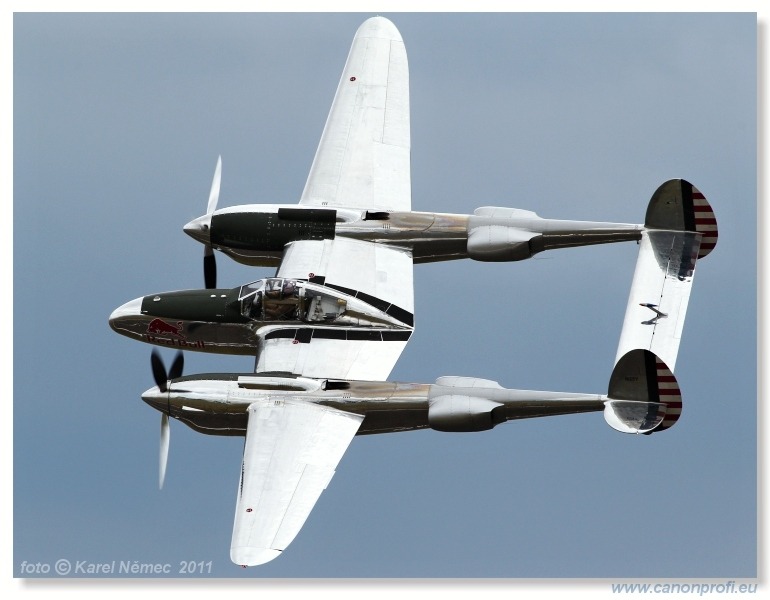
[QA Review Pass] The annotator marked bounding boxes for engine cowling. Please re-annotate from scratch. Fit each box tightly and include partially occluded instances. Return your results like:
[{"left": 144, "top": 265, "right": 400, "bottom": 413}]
[
  {"left": 466, "top": 225, "right": 539, "bottom": 261},
  {"left": 211, "top": 208, "right": 337, "bottom": 252},
  {"left": 428, "top": 395, "right": 505, "bottom": 432}
]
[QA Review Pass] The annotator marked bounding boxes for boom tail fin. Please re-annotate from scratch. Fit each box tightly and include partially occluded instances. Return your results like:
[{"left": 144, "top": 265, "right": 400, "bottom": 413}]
[
  {"left": 615, "top": 179, "right": 718, "bottom": 371},
  {"left": 604, "top": 349, "right": 681, "bottom": 434},
  {"left": 645, "top": 179, "right": 718, "bottom": 259}
]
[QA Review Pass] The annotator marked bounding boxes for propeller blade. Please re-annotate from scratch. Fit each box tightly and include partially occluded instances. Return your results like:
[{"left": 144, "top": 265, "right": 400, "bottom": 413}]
[
  {"left": 149, "top": 351, "right": 182, "bottom": 489},
  {"left": 204, "top": 246, "right": 217, "bottom": 289},
  {"left": 202, "top": 156, "right": 221, "bottom": 289},
  {"left": 159, "top": 413, "right": 170, "bottom": 490},
  {"left": 168, "top": 351, "right": 184, "bottom": 380},
  {"left": 150, "top": 350, "right": 184, "bottom": 393},
  {"left": 206, "top": 155, "right": 222, "bottom": 215},
  {"left": 150, "top": 349, "right": 168, "bottom": 393}
]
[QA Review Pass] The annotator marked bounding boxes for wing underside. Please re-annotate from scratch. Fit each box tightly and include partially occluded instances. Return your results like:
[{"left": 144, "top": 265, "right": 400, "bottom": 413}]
[
  {"left": 255, "top": 326, "right": 411, "bottom": 380},
  {"left": 233, "top": 20, "right": 412, "bottom": 560},
  {"left": 278, "top": 237, "right": 414, "bottom": 316},
  {"left": 231, "top": 399, "right": 363, "bottom": 566},
  {"left": 264, "top": 16, "right": 413, "bottom": 382},
  {"left": 300, "top": 16, "right": 410, "bottom": 211},
  {"left": 271, "top": 237, "right": 414, "bottom": 380}
]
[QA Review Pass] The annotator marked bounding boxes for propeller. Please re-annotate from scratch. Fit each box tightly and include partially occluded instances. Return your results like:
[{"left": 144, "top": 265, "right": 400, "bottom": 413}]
[
  {"left": 160, "top": 414, "right": 170, "bottom": 490},
  {"left": 150, "top": 349, "right": 184, "bottom": 392},
  {"left": 150, "top": 350, "right": 184, "bottom": 489},
  {"left": 203, "top": 155, "right": 221, "bottom": 289}
]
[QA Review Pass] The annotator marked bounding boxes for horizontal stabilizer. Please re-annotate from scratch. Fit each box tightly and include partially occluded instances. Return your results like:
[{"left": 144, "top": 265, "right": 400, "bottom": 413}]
[
  {"left": 604, "top": 349, "right": 682, "bottom": 434},
  {"left": 615, "top": 180, "right": 718, "bottom": 372},
  {"left": 615, "top": 228, "right": 699, "bottom": 370}
]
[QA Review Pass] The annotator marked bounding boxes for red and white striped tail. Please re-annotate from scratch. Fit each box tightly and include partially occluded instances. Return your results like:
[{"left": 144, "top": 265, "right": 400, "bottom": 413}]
[
  {"left": 691, "top": 185, "right": 718, "bottom": 259},
  {"left": 649, "top": 356, "right": 682, "bottom": 433},
  {"left": 605, "top": 349, "right": 682, "bottom": 435},
  {"left": 644, "top": 179, "right": 718, "bottom": 259}
]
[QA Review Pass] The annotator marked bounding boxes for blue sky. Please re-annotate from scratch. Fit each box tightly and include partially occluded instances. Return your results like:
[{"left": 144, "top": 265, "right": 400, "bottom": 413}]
[{"left": 10, "top": 8, "right": 759, "bottom": 589}]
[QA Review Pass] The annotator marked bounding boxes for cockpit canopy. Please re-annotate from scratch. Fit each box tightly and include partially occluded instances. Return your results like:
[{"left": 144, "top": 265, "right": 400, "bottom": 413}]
[{"left": 239, "top": 278, "right": 301, "bottom": 322}]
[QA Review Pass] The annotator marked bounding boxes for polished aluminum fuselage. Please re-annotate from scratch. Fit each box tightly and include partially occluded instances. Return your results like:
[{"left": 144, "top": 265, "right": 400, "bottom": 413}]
[
  {"left": 142, "top": 374, "right": 605, "bottom": 437},
  {"left": 184, "top": 204, "right": 643, "bottom": 267}
]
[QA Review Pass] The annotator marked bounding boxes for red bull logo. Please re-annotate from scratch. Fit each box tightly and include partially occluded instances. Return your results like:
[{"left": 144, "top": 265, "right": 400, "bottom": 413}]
[
  {"left": 147, "top": 318, "right": 185, "bottom": 339},
  {"left": 144, "top": 319, "right": 206, "bottom": 349}
]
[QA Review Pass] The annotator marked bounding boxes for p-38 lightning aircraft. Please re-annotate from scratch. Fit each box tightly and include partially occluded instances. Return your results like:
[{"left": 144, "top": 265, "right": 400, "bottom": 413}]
[{"left": 110, "top": 17, "right": 717, "bottom": 567}]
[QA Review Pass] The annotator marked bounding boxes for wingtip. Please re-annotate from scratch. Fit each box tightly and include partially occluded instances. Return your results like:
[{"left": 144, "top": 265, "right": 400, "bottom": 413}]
[
  {"left": 230, "top": 546, "right": 282, "bottom": 567},
  {"left": 356, "top": 16, "right": 402, "bottom": 42}
]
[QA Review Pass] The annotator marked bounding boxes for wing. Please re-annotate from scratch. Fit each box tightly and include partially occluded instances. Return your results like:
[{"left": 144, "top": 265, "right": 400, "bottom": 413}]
[
  {"left": 266, "top": 237, "right": 413, "bottom": 380},
  {"left": 278, "top": 237, "right": 413, "bottom": 319},
  {"left": 265, "top": 17, "right": 414, "bottom": 381},
  {"left": 231, "top": 399, "right": 364, "bottom": 566},
  {"left": 300, "top": 16, "right": 410, "bottom": 211},
  {"left": 254, "top": 324, "right": 412, "bottom": 381}
]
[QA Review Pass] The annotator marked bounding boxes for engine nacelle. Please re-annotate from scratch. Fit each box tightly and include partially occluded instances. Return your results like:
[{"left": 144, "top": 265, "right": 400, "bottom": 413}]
[
  {"left": 428, "top": 395, "right": 505, "bottom": 432},
  {"left": 466, "top": 225, "right": 540, "bottom": 262},
  {"left": 211, "top": 207, "right": 337, "bottom": 252}
]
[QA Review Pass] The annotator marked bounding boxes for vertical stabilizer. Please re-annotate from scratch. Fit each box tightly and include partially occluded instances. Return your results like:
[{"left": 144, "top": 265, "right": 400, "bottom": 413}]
[{"left": 604, "top": 349, "right": 681, "bottom": 434}]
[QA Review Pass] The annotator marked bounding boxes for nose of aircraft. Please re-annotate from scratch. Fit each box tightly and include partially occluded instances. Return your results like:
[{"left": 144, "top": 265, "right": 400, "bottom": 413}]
[
  {"left": 109, "top": 296, "right": 143, "bottom": 328},
  {"left": 183, "top": 214, "right": 212, "bottom": 245}
]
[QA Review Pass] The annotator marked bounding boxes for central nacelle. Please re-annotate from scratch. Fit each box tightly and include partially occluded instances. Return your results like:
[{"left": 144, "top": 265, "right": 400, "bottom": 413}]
[{"left": 109, "top": 276, "right": 412, "bottom": 356}]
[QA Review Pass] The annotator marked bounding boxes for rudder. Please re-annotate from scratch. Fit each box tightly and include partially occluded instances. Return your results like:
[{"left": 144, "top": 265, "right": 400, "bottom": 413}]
[
  {"left": 604, "top": 349, "right": 682, "bottom": 434},
  {"left": 645, "top": 179, "right": 718, "bottom": 258}
]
